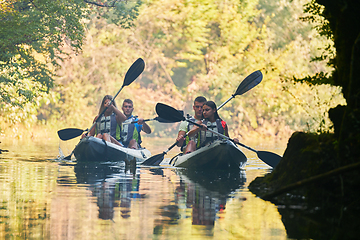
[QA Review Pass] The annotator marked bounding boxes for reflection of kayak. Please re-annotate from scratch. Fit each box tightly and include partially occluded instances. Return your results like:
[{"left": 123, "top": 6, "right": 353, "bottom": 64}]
[
  {"left": 73, "top": 136, "right": 151, "bottom": 162},
  {"left": 74, "top": 161, "right": 127, "bottom": 184},
  {"left": 73, "top": 161, "right": 140, "bottom": 220},
  {"left": 178, "top": 168, "right": 246, "bottom": 195},
  {"left": 170, "top": 140, "right": 247, "bottom": 170}
]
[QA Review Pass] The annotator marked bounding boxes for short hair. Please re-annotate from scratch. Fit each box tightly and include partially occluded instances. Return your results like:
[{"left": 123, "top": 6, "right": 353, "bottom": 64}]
[
  {"left": 123, "top": 99, "right": 133, "bottom": 106},
  {"left": 194, "top": 96, "right": 207, "bottom": 104}
]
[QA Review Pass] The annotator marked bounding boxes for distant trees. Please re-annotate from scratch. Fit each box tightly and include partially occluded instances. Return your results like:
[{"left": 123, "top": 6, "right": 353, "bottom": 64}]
[
  {"left": 1, "top": 0, "right": 351, "bottom": 141},
  {"left": 51, "top": 0, "right": 345, "bottom": 139}
]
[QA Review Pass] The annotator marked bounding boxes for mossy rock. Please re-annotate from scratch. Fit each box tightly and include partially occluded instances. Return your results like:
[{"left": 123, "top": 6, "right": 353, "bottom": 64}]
[
  {"left": 249, "top": 131, "right": 339, "bottom": 200},
  {"left": 249, "top": 131, "right": 360, "bottom": 239}
]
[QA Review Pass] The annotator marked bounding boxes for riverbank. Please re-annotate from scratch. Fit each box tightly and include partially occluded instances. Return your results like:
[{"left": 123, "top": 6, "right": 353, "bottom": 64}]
[{"left": 249, "top": 131, "right": 360, "bottom": 239}]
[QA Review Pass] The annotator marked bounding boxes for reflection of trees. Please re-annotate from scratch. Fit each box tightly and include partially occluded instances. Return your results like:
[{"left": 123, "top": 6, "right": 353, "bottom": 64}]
[
  {"left": 0, "top": 161, "right": 57, "bottom": 239},
  {"left": 74, "top": 161, "right": 141, "bottom": 220}
]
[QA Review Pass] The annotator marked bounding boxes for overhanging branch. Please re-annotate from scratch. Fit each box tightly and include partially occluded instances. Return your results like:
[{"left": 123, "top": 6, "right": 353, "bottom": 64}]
[{"left": 83, "top": 0, "right": 121, "bottom": 8}]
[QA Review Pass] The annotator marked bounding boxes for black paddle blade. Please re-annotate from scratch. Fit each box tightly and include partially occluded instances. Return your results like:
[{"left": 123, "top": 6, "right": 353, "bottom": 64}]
[
  {"left": 58, "top": 128, "right": 85, "bottom": 141},
  {"left": 257, "top": 151, "right": 282, "bottom": 168},
  {"left": 235, "top": 70, "right": 263, "bottom": 96},
  {"left": 141, "top": 153, "right": 165, "bottom": 166},
  {"left": 123, "top": 58, "right": 145, "bottom": 87},
  {"left": 154, "top": 111, "right": 184, "bottom": 123},
  {"left": 154, "top": 116, "right": 177, "bottom": 123},
  {"left": 156, "top": 103, "right": 185, "bottom": 122}
]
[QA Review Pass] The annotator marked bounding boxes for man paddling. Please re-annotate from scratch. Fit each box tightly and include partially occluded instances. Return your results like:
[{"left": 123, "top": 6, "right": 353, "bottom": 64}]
[
  {"left": 120, "top": 99, "right": 152, "bottom": 149},
  {"left": 176, "top": 96, "right": 207, "bottom": 152}
]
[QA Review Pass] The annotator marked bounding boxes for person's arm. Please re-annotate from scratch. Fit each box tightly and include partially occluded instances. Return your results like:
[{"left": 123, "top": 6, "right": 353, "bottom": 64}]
[
  {"left": 224, "top": 122, "right": 229, "bottom": 137},
  {"left": 176, "top": 121, "right": 188, "bottom": 146},
  {"left": 187, "top": 120, "right": 206, "bottom": 138},
  {"left": 138, "top": 118, "right": 152, "bottom": 134},
  {"left": 223, "top": 122, "right": 239, "bottom": 143},
  {"left": 88, "top": 116, "right": 98, "bottom": 137},
  {"left": 176, "top": 130, "right": 186, "bottom": 147},
  {"left": 109, "top": 103, "right": 127, "bottom": 124}
]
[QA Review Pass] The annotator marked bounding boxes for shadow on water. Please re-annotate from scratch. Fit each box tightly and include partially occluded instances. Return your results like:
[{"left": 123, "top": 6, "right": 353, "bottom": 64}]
[{"left": 270, "top": 192, "right": 360, "bottom": 239}]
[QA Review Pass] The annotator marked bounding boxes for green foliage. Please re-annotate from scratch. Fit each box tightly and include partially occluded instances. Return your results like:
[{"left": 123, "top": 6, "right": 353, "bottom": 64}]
[
  {"left": 1, "top": 0, "right": 347, "bottom": 140},
  {"left": 0, "top": 0, "right": 142, "bottom": 130},
  {"left": 0, "top": 0, "right": 88, "bottom": 103},
  {"left": 0, "top": 0, "right": 89, "bottom": 130},
  {"left": 257, "top": 0, "right": 314, "bottom": 49},
  {"left": 87, "top": 0, "right": 143, "bottom": 28},
  {"left": 301, "top": 0, "right": 332, "bottom": 39}
]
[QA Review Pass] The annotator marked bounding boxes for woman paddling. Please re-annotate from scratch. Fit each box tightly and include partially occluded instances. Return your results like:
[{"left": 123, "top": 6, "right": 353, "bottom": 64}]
[
  {"left": 84, "top": 95, "right": 127, "bottom": 146},
  {"left": 184, "top": 101, "right": 239, "bottom": 153}
]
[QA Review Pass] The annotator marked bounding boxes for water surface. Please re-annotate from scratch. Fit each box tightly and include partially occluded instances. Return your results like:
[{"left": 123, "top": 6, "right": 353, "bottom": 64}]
[{"left": 0, "top": 139, "right": 287, "bottom": 239}]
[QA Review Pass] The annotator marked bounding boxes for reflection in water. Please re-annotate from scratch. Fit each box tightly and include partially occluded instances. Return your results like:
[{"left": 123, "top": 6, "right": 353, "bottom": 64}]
[
  {"left": 74, "top": 161, "right": 141, "bottom": 220},
  {"left": 0, "top": 145, "right": 287, "bottom": 239},
  {"left": 74, "top": 160, "right": 247, "bottom": 233},
  {"left": 0, "top": 159, "right": 58, "bottom": 239},
  {"left": 178, "top": 169, "right": 246, "bottom": 227},
  {"left": 151, "top": 168, "right": 247, "bottom": 236}
]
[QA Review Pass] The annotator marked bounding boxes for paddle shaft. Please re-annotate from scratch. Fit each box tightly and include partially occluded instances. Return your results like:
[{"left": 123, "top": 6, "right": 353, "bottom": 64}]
[
  {"left": 217, "top": 95, "right": 235, "bottom": 110},
  {"left": 163, "top": 141, "right": 179, "bottom": 155},
  {"left": 185, "top": 118, "right": 281, "bottom": 168},
  {"left": 122, "top": 118, "right": 153, "bottom": 125},
  {"left": 217, "top": 70, "right": 262, "bottom": 110},
  {"left": 186, "top": 119, "right": 258, "bottom": 153}
]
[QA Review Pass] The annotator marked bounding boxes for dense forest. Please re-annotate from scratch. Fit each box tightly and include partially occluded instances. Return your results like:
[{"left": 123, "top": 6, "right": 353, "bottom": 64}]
[{"left": 0, "top": 0, "right": 345, "bottom": 142}]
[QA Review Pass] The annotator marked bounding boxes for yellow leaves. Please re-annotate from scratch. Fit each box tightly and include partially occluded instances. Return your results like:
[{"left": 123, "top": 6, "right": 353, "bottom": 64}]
[{"left": 0, "top": 0, "right": 16, "bottom": 14}]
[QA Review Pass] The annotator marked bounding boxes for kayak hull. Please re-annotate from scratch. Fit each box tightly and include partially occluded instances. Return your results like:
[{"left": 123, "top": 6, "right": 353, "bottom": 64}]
[
  {"left": 73, "top": 136, "right": 151, "bottom": 163},
  {"left": 170, "top": 140, "right": 247, "bottom": 170}
]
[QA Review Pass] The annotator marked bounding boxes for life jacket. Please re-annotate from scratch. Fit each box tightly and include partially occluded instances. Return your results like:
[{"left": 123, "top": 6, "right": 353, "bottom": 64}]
[
  {"left": 95, "top": 113, "right": 121, "bottom": 140},
  {"left": 184, "top": 115, "right": 200, "bottom": 147},
  {"left": 180, "top": 115, "right": 201, "bottom": 150},
  {"left": 199, "top": 119, "right": 225, "bottom": 147},
  {"left": 120, "top": 115, "right": 142, "bottom": 147}
]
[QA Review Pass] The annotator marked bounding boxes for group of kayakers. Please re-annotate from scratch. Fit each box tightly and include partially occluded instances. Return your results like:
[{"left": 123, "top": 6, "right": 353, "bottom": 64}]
[
  {"left": 84, "top": 95, "right": 152, "bottom": 149},
  {"left": 87, "top": 94, "right": 238, "bottom": 153},
  {"left": 176, "top": 96, "right": 239, "bottom": 154}
]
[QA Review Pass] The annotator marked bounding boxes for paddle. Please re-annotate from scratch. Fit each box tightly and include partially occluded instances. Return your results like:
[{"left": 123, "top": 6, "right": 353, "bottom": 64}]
[
  {"left": 57, "top": 58, "right": 145, "bottom": 141},
  {"left": 122, "top": 115, "right": 183, "bottom": 125},
  {"left": 143, "top": 103, "right": 281, "bottom": 168},
  {"left": 217, "top": 70, "right": 263, "bottom": 110},
  {"left": 141, "top": 70, "right": 263, "bottom": 166}
]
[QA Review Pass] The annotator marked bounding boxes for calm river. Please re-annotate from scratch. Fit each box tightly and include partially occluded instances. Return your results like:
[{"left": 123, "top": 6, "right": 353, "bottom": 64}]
[{"left": 0, "top": 137, "right": 288, "bottom": 239}]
